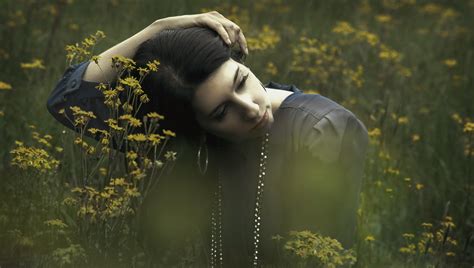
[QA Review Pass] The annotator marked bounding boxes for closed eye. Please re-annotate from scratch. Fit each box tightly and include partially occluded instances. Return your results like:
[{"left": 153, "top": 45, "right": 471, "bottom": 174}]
[
  {"left": 237, "top": 72, "right": 249, "bottom": 90},
  {"left": 214, "top": 71, "right": 250, "bottom": 121}
]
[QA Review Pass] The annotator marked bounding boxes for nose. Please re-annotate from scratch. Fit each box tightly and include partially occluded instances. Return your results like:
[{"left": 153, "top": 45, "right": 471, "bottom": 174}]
[{"left": 234, "top": 92, "right": 260, "bottom": 121}]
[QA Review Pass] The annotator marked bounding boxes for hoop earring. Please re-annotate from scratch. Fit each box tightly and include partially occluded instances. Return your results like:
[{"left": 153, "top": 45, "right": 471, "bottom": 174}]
[{"left": 197, "top": 133, "right": 209, "bottom": 175}]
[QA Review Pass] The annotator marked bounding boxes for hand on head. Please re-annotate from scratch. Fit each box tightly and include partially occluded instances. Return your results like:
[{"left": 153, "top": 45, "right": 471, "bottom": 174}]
[{"left": 154, "top": 11, "right": 249, "bottom": 55}]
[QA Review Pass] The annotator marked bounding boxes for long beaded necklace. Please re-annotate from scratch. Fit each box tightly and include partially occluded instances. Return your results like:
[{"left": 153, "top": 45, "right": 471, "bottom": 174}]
[{"left": 210, "top": 132, "right": 270, "bottom": 267}]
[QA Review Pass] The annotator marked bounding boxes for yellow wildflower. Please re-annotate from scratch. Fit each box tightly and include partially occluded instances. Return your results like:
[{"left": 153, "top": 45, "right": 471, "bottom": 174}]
[
  {"left": 139, "top": 94, "right": 150, "bottom": 103},
  {"left": 70, "top": 106, "right": 96, "bottom": 119},
  {"left": 44, "top": 219, "right": 68, "bottom": 229},
  {"left": 402, "top": 233, "right": 415, "bottom": 239},
  {"left": 0, "top": 81, "right": 12, "bottom": 90},
  {"left": 420, "top": 3, "right": 443, "bottom": 14},
  {"left": 356, "top": 31, "right": 379, "bottom": 46},
  {"left": 146, "top": 112, "right": 164, "bottom": 120},
  {"left": 398, "top": 116, "right": 409, "bottom": 124},
  {"left": 332, "top": 21, "right": 355, "bottom": 35},
  {"left": 126, "top": 151, "right": 138, "bottom": 160},
  {"left": 112, "top": 55, "right": 136, "bottom": 71},
  {"left": 443, "top": 59, "right": 457, "bottom": 68},
  {"left": 379, "top": 44, "right": 401, "bottom": 62},
  {"left": 111, "top": 177, "right": 127, "bottom": 186},
  {"left": 162, "top": 129, "right": 176, "bottom": 137},
  {"left": 415, "top": 183, "right": 424, "bottom": 190},
  {"left": 463, "top": 122, "right": 474, "bottom": 133},
  {"left": 148, "top": 134, "right": 162, "bottom": 145},
  {"left": 375, "top": 14, "right": 392, "bottom": 23},
  {"left": 399, "top": 244, "right": 416, "bottom": 254},
  {"left": 385, "top": 167, "right": 400, "bottom": 175},
  {"left": 105, "top": 118, "right": 123, "bottom": 131},
  {"left": 99, "top": 167, "right": 107, "bottom": 176},
  {"left": 368, "top": 128, "right": 381, "bottom": 137},
  {"left": 412, "top": 134, "right": 420, "bottom": 142},
  {"left": 164, "top": 151, "right": 177, "bottom": 161},
  {"left": 128, "top": 117, "right": 142, "bottom": 127},
  {"left": 421, "top": 222, "right": 433, "bottom": 229},
  {"left": 127, "top": 133, "right": 146, "bottom": 142},
  {"left": 20, "top": 58, "right": 45, "bottom": 70},
  {"left": 364, "top": 235, "right": 375, "bottom": 242},
  {"left": 451, "top": 113, "right": 463, "bottom": 124},
  {"left": 146, "top": 60, "right": 160, "bottom": 72},
  {"left": 247, "top": 25, "right": 280, "bottom": 51},
  {"left": 10, "top": 142, "right": 60, "bottom": 173},
  {"left": 265, "top": 62, "right": 278, "bottom": 76},
  {"left": 91, "top": 55, "right": 100, "bottom": 65}
]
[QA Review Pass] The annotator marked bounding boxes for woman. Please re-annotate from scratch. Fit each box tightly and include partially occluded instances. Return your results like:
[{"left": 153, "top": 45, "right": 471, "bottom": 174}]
[{"left": 47, "top": 12, "right": 369, "bottom": 267}]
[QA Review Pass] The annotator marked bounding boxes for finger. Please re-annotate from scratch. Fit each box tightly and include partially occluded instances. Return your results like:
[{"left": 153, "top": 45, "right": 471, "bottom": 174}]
[
  {"left": 200, "top": 17, "right": 231, "bottom": 45},
  {"left": 225, "top": 23, "right": 238, "bottom": 45},
  {"left": 236, "top": 27, "right": 248, "bottom": 55},
  {"left": 208, "top": 10, "right": 225, "bottom": 19}
]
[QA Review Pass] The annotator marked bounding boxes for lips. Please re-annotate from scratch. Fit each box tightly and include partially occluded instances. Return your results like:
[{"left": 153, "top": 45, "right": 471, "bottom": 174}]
[{"left": 252, "top": 109, "right": 268, "bottom": 130}]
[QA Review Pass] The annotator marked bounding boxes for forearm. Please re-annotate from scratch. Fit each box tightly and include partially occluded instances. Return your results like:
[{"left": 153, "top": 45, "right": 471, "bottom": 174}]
[
  {"left": 83, "top": 20, "right": 164, "bottom": 83},
  {"left": 82, "top": 12, "right": 248, "bottom": 83}
]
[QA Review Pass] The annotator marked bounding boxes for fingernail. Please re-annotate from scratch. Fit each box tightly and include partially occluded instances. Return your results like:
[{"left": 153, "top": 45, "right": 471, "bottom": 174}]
[
  {"left": 226, "top": 38, "right": 231, "bottom": 45},
  {"left": 245, "top": 47, "right": 249, "bottom": 54}
]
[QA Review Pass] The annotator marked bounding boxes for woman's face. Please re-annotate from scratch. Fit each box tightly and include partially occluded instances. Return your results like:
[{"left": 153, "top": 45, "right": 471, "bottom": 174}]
[{"left": 192, "top": 59, "right": 274, "bottom": 143}]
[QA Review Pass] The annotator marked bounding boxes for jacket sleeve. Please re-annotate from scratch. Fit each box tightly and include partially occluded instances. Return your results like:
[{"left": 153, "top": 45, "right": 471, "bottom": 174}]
[
  {"left": 46, "top": 61, "right": 112, "bottom": 141},
  {"left": 288, "top": 108, "right": 369, "bottom": 249}
]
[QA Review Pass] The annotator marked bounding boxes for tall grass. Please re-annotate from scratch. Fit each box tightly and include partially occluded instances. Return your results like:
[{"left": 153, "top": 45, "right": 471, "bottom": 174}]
[{"left": 0, "top": 0, "right": 473, "bottom": 266}]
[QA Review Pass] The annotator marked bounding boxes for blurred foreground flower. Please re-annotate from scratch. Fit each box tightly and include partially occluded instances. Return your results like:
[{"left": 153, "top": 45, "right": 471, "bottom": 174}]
[
  {"left": 0, "top": 81, "right": 13, "bottom": 90},
  {"left": 20, "top": 58, "right": 46, "bottom": 70}
]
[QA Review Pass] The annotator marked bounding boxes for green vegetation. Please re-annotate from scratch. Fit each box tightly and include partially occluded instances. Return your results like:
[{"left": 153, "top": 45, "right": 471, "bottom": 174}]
[{"left": 0, "top": 0, "right": 473, "bottom": 266}]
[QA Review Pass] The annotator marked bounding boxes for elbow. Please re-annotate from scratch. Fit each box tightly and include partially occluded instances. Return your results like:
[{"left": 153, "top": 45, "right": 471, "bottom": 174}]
[
  {"left": 344, "top": 112, "right": 369, "bottom": 160},
  {"left": 46, "top": 93, "right": 59, "bottom": 117},
  {"left": 354, "top": 115, "right": 369, "bottom": 151}
]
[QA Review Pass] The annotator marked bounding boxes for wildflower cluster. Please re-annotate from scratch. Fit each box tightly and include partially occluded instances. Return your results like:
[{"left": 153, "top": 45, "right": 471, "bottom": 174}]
[
  {"left": 280, "top": 230, "right": 357, "bottom": 267},
  {"left": 10, "top": 127, "right": 61, "bottom": 174},
  {"left": 290, "top": 36, "right": 364, "bottom": 90},
  {"left": 65, "top": 30, "right": 106, "bottom": 66},
  {"left": 246, "top": 25, "right": 281, "bottom": 51},
  {"left": 331, "top": 21, "right": 412, "bottom": 78},
  {"left": 11, "top": 31, "right": 179, "bottom": 261},
  {"left": 451, "top": 114, "right": 474, "bottom": 157},
  {"left": 10, "top": 141, "right": 60, "bottom": 174},
  {"left": 66, "top": 178, "right": 140, "bottom": 222},
  {"left": 399, "top": 216, "right": 459, "bottom": 260}
]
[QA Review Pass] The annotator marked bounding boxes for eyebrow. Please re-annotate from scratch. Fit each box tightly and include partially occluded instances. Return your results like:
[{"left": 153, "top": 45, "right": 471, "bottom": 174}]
[{"left": 207, "top": 65, "right": 240, "bottom": 118}]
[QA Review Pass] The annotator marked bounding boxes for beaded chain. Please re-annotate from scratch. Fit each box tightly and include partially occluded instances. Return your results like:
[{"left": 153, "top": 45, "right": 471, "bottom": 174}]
[{"left": 210, "top": 132, "right": 270, "bottom": 267}]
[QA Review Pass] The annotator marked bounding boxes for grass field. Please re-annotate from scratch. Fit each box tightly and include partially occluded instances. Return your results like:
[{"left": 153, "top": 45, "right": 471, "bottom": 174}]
[{"left": 0, "top": 0, "right": 473, "bottom": 267}]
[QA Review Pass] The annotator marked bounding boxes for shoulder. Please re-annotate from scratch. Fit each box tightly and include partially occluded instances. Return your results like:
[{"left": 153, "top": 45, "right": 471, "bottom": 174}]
[
  {"left": 275, "top": 93, "right": 368, "bottom": 163},
  {"left": 278, "top": 92, "right": 346, "bottom": 120}
]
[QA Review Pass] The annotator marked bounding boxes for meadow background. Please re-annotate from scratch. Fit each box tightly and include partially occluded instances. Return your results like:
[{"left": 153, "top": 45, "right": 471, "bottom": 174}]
[{"left": 0, "top": 0, "right": 473, "bottom": 267}]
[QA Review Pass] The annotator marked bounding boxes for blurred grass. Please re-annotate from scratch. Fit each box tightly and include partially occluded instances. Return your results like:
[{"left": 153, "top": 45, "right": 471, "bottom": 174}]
[{"left": 1, "top": 0, "right": 473, "bottom": 266}]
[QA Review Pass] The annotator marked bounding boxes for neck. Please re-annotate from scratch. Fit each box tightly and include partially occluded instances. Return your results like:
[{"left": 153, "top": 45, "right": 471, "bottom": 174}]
[{"left": 266, "top": 87, "right": 294, "bottom": 114}]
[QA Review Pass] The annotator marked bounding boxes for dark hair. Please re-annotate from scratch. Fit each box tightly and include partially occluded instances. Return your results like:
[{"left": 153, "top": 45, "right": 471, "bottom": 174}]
[
  {"left": 130, "top": 27, "right": 245, "bottom": 144},
  {"left": 133, "top": 27, "right": 248, "bottom": 256}
]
